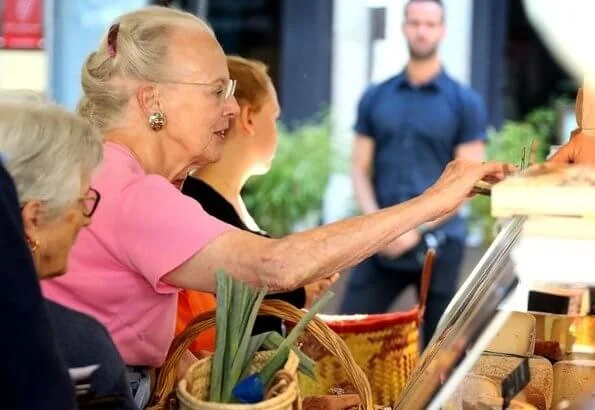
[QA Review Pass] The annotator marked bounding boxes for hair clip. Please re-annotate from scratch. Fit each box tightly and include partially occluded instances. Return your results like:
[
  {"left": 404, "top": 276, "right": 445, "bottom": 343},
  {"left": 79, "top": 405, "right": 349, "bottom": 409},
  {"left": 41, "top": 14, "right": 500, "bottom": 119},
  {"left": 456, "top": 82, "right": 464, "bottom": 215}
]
[{"left": 107, "top": 23, "right": 120, "bottom": 58}]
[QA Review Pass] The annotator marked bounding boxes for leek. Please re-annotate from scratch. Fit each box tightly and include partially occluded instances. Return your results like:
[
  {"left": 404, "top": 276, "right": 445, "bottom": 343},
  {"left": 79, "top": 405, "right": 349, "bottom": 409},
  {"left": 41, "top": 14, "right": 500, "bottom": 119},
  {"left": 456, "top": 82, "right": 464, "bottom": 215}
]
[
  {"left": 209, "top": 270, "right": 232, "bottom": 402},
  {"left": 221, "top": 286, "right": 268, "bottom": 402},
  {"left": 258, "top": 291, "right": 334, "bottom": 386},
  {"left": 262, "top": 331, "right": 316, "bottom": 379},
  {"left": 242, "top": 332, "right": 270, "bottom": 377}
]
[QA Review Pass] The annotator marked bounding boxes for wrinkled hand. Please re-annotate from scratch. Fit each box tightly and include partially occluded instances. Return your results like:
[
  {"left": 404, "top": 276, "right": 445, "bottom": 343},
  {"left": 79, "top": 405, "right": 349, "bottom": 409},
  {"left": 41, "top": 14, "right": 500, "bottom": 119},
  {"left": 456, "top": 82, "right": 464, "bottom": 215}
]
[
  {"left": 425, "top": 159, "right": 512, "bottom": 218},
  {"left": 304, "top": 274, "right": 339, "bottom": 309},
  {"left": 379, "top": 229, "right": 421, "bottom": 259},
  {"left": 549, "top": 129, "right": 595, "bottom": 165}
]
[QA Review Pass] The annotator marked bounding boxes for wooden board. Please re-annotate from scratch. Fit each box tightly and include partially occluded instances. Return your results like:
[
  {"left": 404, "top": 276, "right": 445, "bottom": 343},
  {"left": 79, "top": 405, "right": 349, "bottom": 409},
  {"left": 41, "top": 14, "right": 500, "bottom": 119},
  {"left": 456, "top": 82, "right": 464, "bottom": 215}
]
[{"left": 491, "top": 163, "right": 595, "bottom": 218}]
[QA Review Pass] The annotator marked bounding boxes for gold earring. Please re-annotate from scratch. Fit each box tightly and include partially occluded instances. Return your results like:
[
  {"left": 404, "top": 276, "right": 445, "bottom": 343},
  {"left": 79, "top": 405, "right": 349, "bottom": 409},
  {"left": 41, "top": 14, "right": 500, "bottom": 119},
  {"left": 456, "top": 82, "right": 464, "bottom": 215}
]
[
  {"left": 27, "top": 237, "right": 40, "bottom": 252},
  {"left": 148, "top": 112, "right": 166, "bottom": 131}
]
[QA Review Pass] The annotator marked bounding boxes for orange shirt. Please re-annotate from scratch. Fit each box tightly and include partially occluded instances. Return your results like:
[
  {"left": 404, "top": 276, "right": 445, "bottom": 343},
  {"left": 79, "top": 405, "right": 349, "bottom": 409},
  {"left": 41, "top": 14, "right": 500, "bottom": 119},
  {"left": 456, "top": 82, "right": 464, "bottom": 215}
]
[{"left": 176, "top": 290, "right": 217, "bottom": 354}]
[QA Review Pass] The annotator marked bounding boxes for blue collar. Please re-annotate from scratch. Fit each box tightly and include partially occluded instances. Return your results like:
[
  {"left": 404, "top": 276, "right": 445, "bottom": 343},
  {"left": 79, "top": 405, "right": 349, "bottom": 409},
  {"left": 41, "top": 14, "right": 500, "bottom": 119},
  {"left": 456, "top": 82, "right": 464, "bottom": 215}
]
[{"left": 394, "top": 69, "right": 448, "bottom": 91}]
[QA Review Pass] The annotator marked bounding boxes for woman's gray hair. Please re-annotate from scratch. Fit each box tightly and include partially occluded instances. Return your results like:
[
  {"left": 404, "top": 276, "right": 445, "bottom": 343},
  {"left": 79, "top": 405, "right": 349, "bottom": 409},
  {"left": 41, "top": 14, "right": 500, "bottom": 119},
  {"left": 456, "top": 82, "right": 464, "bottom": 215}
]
[
  {"left": 78, "top": 6, "right": 214, "bottom": 131},
  {"left": 0, "top": 100, "right": 103, "bottom": 219},
  {"left": 0, "top": 90, "right": 50, "bottom": 104}
]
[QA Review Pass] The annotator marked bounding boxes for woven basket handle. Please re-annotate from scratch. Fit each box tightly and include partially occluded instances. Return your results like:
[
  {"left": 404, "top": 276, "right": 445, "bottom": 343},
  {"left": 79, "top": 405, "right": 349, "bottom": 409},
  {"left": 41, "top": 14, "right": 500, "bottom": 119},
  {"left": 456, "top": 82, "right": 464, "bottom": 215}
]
[
  {"left": 150, "top": 299, "right": 374, "bottom": 410},
  {"left": 418, "top": 248, "right": 436, "bottom": 322}
]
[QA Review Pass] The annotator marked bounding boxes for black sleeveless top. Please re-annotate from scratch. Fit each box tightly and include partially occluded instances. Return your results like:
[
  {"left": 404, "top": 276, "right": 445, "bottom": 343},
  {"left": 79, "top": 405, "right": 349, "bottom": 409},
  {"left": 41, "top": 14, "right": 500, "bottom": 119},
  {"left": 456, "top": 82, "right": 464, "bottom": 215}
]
[{"left": 181, "top": 176, "right": 306, "bottom": 335}]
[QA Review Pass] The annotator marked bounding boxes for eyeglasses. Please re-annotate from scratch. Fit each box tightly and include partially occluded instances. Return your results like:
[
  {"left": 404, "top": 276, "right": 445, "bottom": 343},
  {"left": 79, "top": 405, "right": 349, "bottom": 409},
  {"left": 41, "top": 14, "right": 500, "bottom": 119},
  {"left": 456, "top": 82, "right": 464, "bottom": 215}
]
[
  {"left": 160, "top": 79, "right": 237, "bottom": 101},
  {"left": 80, "top": 187, "right": 101, "bottom": 218}
]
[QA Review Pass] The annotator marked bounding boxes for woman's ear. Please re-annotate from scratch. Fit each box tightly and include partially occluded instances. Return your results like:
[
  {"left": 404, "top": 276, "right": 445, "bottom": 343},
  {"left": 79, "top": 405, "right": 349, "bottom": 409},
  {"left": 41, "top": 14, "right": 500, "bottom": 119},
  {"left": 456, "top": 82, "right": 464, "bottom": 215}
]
[
  {"left": 136, "top": 84, "right": 162, "bottom": 116},
  {"left": 238, "top": 104, "right": 257, "bottom": 137},
  {"left": 21, "top": 201, "right": 43, "bottom": 243}
]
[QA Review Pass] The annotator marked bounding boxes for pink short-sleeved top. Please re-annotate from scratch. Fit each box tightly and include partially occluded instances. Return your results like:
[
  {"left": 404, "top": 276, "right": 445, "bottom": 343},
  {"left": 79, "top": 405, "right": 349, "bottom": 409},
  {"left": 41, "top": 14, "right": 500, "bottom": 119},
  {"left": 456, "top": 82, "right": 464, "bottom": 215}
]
[{"left": 42, "top": 142, "right": 233, "bottom": 367}]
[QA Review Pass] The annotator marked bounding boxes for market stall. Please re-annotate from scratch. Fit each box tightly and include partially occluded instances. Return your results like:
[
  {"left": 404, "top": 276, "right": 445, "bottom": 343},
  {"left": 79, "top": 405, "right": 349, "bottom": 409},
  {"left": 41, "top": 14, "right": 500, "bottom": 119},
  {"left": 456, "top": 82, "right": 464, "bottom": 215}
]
[
  {"left": 145, "top": 71, "right": 595, "bottom": 410},
  {"left": 151, "top": 157, "right": 594, "bottom": 410}
]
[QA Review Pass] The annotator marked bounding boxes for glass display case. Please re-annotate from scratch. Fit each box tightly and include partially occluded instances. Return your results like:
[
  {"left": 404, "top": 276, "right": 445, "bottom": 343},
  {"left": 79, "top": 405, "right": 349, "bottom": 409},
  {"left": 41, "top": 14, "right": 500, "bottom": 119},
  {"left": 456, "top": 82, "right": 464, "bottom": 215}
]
[
  {"left": 395, "top": 217, "right": 525, "bottom": 410},
  {"left": 395, "top": 164, "right": 595, "bottom": 409}
]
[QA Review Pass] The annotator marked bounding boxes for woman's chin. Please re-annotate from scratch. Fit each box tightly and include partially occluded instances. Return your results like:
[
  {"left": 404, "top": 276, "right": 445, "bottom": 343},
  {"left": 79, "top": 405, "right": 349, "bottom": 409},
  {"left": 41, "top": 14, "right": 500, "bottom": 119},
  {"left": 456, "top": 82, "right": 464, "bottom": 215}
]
[
  {"left": 38, "top": 268, "right": 67, "bottom": 280},
  {"left": 251, "top": 163, "right": 271, "bottom": 176},
  {"left": 205, "top": 148, "right": 223, "bottom": 165}
]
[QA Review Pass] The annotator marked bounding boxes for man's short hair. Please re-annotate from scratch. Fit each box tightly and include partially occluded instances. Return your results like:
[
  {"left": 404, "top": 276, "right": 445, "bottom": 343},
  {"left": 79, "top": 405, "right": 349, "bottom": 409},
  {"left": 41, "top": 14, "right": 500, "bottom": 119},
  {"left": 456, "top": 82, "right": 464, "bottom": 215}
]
[{"left": 404, "top": 0, "right": 445, "bottom": 21}]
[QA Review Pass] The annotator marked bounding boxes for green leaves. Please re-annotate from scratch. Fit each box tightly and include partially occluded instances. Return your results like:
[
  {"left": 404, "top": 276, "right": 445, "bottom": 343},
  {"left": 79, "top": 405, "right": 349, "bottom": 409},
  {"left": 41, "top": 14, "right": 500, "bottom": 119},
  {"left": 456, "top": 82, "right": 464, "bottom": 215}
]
[
  {"left": 208, "top": 271, "right": 332, "bottom": 403},
  {"left": 258, "top": 291, "right": 333, "bottom": 386},
  {"left": 222, "top": 287, "right": 267, "bottom": 402},
  {"left": 261, "top": 332, "right": 316, "bottom": 379},
  {"left": 209, "top": 270, "right": 268, "bottom": 403},
  {"left": 209, "top": 270, "right": 232, "bottom": 402}
]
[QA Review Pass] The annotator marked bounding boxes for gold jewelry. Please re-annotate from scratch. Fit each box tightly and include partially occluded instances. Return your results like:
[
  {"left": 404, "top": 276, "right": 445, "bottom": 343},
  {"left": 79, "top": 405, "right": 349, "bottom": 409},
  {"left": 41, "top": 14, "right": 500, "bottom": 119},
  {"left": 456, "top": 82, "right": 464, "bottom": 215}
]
[
  {"left": 27, "top": 237, "right": 40, "bottom": 252},
  {"left": 148, "top": 111, "right": 166, "bottom": 131}
]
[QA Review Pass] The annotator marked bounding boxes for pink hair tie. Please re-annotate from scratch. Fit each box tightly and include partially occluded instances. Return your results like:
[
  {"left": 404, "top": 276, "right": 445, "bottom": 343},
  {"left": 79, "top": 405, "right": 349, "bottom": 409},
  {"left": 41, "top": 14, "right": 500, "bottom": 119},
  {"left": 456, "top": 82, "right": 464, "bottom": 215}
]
[{"left": 107, "top": 23, "right": 120, "bottom": 58}]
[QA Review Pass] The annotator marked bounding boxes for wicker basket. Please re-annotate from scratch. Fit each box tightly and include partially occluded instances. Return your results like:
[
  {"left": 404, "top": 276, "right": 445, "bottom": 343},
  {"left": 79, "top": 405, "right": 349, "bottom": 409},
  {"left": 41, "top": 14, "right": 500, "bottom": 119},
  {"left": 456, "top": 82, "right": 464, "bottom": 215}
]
[
  {"left": 149, "top": 299, "right": 374, "bottom": 410},
  {"left": 296, "top": 308, "right": 421, "bottom": 406},
  {"left": 297, "top": 249, "right": 435, "bottom": 405},
  {"left": 176, "top": 350, "right": 300, "bottom": 410}
]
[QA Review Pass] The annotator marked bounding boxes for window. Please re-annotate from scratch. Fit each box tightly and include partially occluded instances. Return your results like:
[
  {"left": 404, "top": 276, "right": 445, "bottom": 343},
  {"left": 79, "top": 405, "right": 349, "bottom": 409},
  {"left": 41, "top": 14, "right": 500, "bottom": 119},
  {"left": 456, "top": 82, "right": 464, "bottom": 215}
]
[{"left": 207, "top": 0, "right": 281, "bottom": 89}]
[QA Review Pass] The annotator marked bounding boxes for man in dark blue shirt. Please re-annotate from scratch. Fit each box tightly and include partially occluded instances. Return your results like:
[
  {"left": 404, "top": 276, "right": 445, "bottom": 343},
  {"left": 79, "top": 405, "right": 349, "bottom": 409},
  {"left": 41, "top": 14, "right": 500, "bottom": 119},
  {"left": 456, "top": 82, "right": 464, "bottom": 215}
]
[{"left": 340, "top": 0, "right": 487, "bottom": 344}]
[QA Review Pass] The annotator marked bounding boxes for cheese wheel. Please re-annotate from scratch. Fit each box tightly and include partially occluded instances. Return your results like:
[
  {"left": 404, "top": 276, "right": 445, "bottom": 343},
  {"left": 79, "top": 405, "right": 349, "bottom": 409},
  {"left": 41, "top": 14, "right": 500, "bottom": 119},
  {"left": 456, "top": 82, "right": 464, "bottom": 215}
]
[
  {"left": 443, "top": 374, "right": 501, "bottom": 410},
  {"left": 559, "top": 391, "right": 595, "bottom": 410},
  {"left": 462, "top": 397, "right": 537, "bottom": 409},
  {"left": 486, "top": 312, "right": 536, "bottom": 356},
  {"left": 462, "top": 374, "right": 501, "bottom": 400},
  {"left": 471, "top": 354, "right": 553, "bottom": 410},
  {"left": 515, "top": 387, "right": 546, "bottom": 410},
  {"left": 552, "top": 360, "right": 595, "bottom": 407},
  {"left": 456, "top": 374, "right": 501, "bottom": 402}
]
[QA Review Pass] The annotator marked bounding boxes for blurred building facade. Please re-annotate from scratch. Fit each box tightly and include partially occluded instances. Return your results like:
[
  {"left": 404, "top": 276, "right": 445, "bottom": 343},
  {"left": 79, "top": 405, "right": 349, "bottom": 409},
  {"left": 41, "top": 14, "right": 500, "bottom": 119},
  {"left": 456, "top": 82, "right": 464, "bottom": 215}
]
[
  {"left": 0, "top": 0, "right": 576, "bottom": 127},
  {"left": 0, "top": 0, "right": 577, "bottom": 221}
]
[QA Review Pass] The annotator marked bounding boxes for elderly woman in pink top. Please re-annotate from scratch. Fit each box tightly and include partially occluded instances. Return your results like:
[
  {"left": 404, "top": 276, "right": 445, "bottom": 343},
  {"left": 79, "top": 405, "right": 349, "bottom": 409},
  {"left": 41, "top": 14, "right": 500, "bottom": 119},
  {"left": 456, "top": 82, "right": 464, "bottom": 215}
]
[{"left": 42, "top": 5, "right": 507, "bottom": 403}]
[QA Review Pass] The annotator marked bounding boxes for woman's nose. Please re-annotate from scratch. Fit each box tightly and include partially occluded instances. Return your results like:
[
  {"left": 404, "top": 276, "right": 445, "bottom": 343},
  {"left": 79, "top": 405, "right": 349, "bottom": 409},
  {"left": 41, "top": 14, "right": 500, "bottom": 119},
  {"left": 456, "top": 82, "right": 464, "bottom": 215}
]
[{"left": 224, "top": 96, "right": 240, "bottom": 118}]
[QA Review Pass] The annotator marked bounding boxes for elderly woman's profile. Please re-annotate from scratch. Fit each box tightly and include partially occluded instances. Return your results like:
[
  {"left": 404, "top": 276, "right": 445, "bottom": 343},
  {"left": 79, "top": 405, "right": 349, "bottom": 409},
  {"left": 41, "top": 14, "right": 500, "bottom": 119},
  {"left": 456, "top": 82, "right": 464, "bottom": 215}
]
[
  {"left": 34, "top": 5, "right": 507, "bottom": 406},
  {"left": 0, "top": 100, "right": 139, "bottom": 409}
]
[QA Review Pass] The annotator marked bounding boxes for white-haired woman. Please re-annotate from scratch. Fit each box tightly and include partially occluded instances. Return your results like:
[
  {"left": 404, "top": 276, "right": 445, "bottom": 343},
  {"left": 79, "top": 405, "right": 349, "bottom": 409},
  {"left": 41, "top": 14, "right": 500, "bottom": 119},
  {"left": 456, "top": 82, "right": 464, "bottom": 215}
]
[
  {"left": 0, "top": 142, "right": 76, "bottom": 410},
  {"left": 0, "top": 102, "right": 138, "bottom": 409},
  {"left": 41, "top": 5, "right": 508, "bottom": 398}
]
